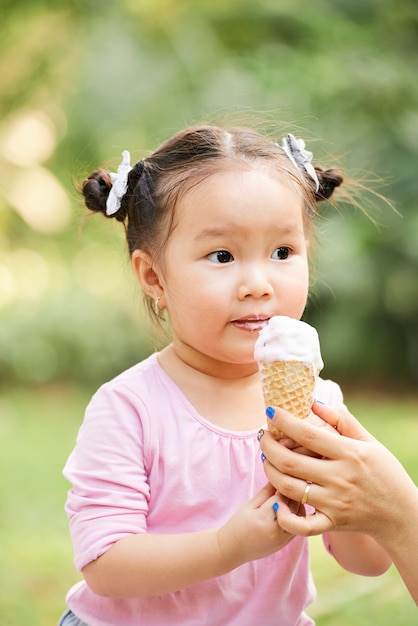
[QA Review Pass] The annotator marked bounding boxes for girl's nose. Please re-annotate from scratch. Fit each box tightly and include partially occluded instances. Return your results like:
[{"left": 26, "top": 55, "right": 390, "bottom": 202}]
[{"left": 237, "top": 266, "right": 273, "bottom": 300}]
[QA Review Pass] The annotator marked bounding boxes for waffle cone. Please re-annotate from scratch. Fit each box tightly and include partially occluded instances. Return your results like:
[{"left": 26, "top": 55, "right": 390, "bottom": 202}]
[{"left": 258, "top": 360, "right": 315, "bottom": 441}]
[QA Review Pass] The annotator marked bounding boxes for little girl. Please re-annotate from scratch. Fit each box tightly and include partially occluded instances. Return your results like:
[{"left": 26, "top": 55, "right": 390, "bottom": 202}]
[{"left": 60, "top": 124, "right": 391, "bottom": 626}]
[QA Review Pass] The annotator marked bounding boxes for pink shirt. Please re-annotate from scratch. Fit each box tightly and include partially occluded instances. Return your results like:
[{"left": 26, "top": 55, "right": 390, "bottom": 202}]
[{"left": 63, "top": 353, "right": 344, "bottom": 626}]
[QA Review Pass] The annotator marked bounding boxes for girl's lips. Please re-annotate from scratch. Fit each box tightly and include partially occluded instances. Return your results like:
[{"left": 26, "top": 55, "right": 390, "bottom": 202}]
[{"left": 231, "top": 316, "right": 270, "bottom": 332}]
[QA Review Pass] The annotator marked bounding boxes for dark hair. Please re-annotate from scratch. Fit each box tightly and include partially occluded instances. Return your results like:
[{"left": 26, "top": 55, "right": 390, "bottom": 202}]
[{"left": 82, "top": 124, "right": 343, "bottom": 321}]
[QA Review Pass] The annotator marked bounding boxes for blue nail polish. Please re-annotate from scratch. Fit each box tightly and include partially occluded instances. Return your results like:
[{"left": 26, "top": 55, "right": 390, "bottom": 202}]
[
  {"left": 261, "top": 453, "right": 266, "bottom": 463},
  {"left": 273, "top": 502, "right": 279, "bottom": 513},
  {"left": 315, "top": 399, "right": 326, "bottom": 405},
  {"left": 257, "top": 428, "right": 264, "bottom": 441},
  {"left": 266, "top": 406, "right": 275, "bottom": 419}
]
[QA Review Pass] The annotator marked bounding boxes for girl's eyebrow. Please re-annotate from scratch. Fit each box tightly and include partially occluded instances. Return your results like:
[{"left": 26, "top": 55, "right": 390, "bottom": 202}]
[
  {"left": 197, "top": 224, "right": 300, "bottom": 239},
  {"left": 194, "top": 227, "right": 236, "bottom": 241}
]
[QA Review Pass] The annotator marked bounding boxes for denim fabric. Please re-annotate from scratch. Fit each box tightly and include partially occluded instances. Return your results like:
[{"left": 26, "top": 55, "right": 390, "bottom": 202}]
[{"left": 58, "top": 609, "right": 89, "bottom": 626}]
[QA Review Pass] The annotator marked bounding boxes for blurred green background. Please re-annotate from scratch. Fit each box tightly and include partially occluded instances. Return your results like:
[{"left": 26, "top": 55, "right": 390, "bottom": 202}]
[
  {"left": 1, "top": 0, "right": 418, "bottom": 388},
  {"left": 1, "top": 1, "right": 417, "bottom": 624}
]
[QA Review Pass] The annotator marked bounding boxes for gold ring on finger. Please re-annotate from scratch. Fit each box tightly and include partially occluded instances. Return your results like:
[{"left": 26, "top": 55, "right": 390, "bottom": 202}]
[{"left": 301, "top": 481, "right": 312, "bottom": 505}]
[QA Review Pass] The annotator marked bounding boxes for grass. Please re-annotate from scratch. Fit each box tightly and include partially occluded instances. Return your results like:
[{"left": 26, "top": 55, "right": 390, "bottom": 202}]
[{"left": 0, "top": 385, "right": 417, "bottom": 625}]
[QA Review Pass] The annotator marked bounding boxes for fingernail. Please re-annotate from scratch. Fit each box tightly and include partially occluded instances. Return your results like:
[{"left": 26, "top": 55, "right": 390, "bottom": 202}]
[
  {"left": 273, "top": 502, "right": 279, "bottom": 513},
  {"left": 315, "top": 399, "right": 326, "bottom": 405},
  {"left": 261, "top": 453, "right": 266, "bottom": 463},
  {"left": 266, "top": 406, "right": 275, "bottom": 419},
  {"left": 257, "top": 428, "right": 264, "bottom": 441}
]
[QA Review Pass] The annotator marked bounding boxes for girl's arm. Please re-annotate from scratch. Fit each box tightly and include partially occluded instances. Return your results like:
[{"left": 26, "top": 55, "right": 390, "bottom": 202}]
[
  {"left": 82, "top": 483, "right": 294, "bottom": 598},
  {"left": 326, "top": 532, "right": 391, "bottom": 576},
  {"left": 83, "top": 528, "right": 227, "bottom": 597},
  {"left": 260, "top": 403, "right": 418, "bottom": 604}
]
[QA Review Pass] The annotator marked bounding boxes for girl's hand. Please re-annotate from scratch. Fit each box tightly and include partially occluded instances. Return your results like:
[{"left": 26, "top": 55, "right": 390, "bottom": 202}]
[{"left": 216, "top": 483, "right": 295, "bottom": 569}]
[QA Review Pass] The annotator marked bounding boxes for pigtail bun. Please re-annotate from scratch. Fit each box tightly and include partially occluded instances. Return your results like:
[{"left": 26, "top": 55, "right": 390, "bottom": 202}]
[
  {"left": 82, "top": 169, "right": 113, "bottom": 215},
  {"left": 81, "top": 169, "right": 126, "bottom": 221},
  {"left": 314, "top": 167, "right": 344, "bottom": 202}
]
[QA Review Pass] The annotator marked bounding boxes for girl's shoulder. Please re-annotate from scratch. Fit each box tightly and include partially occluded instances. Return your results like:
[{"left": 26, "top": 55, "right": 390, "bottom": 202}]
[
  {"left": 79, "top": 352, "right": 183, "bottom": 444},
  {"left": 315, "top": 376, "right": 345, "bottom": 406},
  {"left": 106, "top": 351, "right": 161, "bottom": 388},
  {"left": 86, "top": 351, "right": 175, "bottom": 414}
]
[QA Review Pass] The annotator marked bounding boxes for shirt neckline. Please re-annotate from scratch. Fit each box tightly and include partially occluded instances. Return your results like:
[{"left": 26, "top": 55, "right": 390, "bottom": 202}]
[{"left": 152, "top": 353, "right": 265, "bottom": 439}]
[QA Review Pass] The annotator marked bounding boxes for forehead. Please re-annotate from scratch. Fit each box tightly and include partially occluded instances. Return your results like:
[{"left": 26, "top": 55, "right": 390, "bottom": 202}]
[{"left": 172, "top": 167, "right": 305, "bottom": 228}]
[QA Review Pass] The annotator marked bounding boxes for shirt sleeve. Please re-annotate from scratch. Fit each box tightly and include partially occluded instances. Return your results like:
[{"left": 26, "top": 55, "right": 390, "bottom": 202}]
[
  {"left": 63, "top": 383, "right": 151, "bottom": 571},
  {"left": 315, "top": 377, "right": 345, "bottom": 407}
]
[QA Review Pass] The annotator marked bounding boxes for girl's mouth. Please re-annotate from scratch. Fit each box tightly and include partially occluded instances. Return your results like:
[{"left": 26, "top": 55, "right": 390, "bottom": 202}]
[{"left": 231, "top": 315, "right": 270, "bottom": 332}]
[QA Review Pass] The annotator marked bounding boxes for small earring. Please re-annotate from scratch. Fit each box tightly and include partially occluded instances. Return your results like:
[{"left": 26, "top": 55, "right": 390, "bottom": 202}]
[{"left": 154, "top": 296, "right": 165, "bottom": 316}]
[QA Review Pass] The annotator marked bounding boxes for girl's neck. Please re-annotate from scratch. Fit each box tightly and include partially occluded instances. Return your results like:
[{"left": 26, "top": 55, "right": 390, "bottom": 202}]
[
  {"left": 158, "top": 343, "right": 259, "bottom": 383},
  {"left": 158, "top": 344, "right": 266, "bottom": 431}
]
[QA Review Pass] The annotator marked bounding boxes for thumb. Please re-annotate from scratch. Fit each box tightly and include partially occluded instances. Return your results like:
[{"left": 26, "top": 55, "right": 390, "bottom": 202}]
[
  {"left": 277, "top": 502, "right": 333, "bottom": 537},
  {"left": 249, "top": 482, "right": 276, "bottom": 508}
]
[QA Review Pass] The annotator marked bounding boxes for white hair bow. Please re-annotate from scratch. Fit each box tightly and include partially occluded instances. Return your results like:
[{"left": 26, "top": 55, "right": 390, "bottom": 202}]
[
  {"left": 281, "top": 134, "right": 319, "bottom": 192},
  {"left": 106, "top": 150, "right": 132, "bottom": 216}
]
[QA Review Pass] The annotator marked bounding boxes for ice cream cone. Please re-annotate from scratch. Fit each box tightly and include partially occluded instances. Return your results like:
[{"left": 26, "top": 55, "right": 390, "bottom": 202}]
[
  {"left": 254, "top": 316, "right": 324, "bottom": 441},
  {"left": 258, "top": 360, "right": 316, "bottom": 440}
]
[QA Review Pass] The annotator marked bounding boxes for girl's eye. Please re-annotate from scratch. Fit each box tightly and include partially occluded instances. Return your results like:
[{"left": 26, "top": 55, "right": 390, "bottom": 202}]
[
  {"left": 208, "top": 250, "right": 234, "bottom": 264},
  {"left": 272, "top": 247, "right": 290, "bottom": 260}
]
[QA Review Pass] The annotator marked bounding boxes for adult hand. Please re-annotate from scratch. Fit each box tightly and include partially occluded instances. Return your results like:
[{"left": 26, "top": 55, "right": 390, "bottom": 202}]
[{"left": 259, "top": 402, "right": 415, "bottom": 544}]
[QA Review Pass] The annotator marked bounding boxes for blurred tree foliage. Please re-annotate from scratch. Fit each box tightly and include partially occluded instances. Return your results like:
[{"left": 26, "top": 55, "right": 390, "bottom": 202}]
[{"left": 0, "top": 0, "right": 417, "bottom": 388}]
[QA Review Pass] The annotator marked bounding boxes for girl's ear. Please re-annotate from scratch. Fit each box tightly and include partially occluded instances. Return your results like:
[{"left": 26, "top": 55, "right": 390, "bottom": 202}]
[{"left": 131, "top": 250, "right": 164, "bottom": 301}]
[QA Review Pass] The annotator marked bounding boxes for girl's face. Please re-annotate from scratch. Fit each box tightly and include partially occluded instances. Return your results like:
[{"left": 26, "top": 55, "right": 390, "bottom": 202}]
[{"left": 157, "top": 168, "right": 309, "bottom": 377}]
